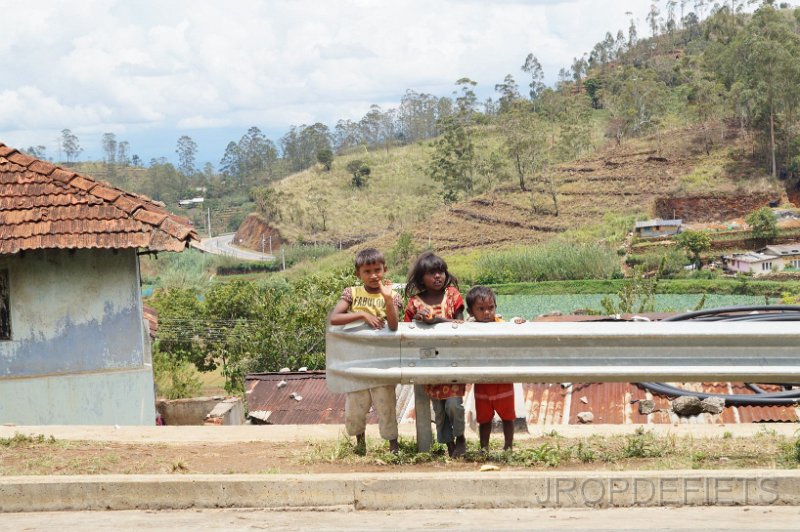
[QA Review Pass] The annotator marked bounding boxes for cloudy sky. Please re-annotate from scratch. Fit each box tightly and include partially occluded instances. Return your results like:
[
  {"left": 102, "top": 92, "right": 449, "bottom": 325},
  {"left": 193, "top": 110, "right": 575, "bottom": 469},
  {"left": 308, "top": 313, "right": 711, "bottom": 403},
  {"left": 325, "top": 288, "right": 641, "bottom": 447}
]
[{"left": 0, "top": 0, "right": 656, "bottom": 166}]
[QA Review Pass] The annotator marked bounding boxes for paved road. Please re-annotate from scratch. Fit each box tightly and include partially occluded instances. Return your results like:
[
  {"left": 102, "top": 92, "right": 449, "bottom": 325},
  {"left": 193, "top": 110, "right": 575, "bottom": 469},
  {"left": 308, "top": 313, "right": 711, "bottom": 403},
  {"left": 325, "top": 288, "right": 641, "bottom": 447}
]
[
  {"left": 193, "top": 233, "right": 275, "bottom": 262},
  {"left": 4, "top": 507, "right": 798, "bottom": 531}
]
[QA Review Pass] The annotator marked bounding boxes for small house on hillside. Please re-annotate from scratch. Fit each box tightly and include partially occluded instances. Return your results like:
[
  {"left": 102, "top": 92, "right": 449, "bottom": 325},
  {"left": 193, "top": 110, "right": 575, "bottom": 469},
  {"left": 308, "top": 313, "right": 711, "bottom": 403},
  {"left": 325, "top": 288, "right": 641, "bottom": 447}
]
[
  {"left": 722, "top": 242, "right": 800, "bottom": 276},
  {"left": 0, "top": 143, "right": 196, "bottom": 425},
  {"left": 722, "top": 252, "right": 779, "bottom": 276},
  {"left": 761, "top": 243, "right": 800, "bottom": 270},
  {"left": 634, "top": 219, "right": 682, "bottom": 239}
]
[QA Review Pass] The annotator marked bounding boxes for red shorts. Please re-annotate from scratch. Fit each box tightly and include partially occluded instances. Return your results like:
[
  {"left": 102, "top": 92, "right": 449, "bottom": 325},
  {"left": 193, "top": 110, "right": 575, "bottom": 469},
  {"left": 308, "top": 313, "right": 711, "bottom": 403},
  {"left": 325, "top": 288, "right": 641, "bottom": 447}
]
[{"left": 474, "top": 383, "right": 515, "bottom": 424}]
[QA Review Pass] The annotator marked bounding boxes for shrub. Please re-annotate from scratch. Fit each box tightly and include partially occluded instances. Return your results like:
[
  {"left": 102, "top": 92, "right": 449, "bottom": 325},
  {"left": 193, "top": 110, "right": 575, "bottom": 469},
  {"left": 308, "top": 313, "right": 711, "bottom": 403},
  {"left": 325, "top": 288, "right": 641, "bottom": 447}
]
[
  {"left": 150, "top": 271, "right": 354, "bottom": 393},
  {"left": 626, "top": 248, "right": 689, "bottom": 277},
  {"left": 152, "top": 351, "right": 203, "bottom": 399}
]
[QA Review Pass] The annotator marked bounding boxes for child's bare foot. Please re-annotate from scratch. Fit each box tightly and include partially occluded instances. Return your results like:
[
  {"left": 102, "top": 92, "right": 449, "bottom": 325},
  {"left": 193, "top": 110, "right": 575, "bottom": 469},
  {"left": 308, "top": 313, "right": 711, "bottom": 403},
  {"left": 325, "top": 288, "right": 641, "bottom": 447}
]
[
  {"left": 446, "top": 441, "right": 455, "bottom": 457},
  {"left": 452, "top": 436, "right": 466, "bottom": 458},
  {"left": 389, "top": 439, "right": 399, "bottom": 454},
  {"left": 355, "top": 433, "right": 366, "bottom": 456}
]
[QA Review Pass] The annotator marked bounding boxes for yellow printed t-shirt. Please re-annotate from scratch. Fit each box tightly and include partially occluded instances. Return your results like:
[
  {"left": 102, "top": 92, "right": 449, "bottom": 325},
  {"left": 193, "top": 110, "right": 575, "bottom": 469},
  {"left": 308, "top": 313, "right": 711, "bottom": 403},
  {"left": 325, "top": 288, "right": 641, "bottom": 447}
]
[{"left": 341, "top": 285, "right": 402, "bottom": 318}]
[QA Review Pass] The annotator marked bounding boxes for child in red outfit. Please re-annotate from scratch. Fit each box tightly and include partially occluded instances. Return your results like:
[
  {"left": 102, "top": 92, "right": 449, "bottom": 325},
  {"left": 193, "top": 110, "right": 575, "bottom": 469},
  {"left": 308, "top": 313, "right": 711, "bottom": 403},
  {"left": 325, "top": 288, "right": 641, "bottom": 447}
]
[
  {"left": 466, "top": 285, "right": 523, "bottom": 451},
  {"left": 403, "top": 252, "right": 466, "bottom": 457}
]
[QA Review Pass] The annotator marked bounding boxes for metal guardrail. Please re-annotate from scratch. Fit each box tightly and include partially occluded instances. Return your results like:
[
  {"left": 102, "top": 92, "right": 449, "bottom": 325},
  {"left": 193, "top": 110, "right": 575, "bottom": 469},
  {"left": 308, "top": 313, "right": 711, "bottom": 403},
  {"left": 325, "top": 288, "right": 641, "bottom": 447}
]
[
  {"left": 327, "top": 320, "right": 800, "bottom": 450},
  {"left": 326, "top": 321, "right": 800, "bottom": 394}
]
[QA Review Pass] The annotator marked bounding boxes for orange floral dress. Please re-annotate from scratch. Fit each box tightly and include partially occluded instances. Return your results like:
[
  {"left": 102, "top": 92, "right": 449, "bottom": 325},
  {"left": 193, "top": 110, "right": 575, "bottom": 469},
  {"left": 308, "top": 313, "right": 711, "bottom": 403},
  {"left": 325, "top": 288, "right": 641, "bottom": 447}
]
[{"left": 403, "top": 286, "right": 465, "bottom": 399}]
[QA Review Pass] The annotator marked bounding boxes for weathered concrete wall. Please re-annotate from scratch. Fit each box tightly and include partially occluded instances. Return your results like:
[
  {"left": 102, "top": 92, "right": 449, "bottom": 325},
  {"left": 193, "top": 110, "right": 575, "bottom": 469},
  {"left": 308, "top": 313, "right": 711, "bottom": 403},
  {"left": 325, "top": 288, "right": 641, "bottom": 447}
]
[
  {"left": 0, "top": 248, "right": 155, "bottom": 425},
  {"left": 0, "top": 368, "right": 155, "bottom": 425},
  {"left": 156, "top": 397, "right": 221, "bottom": 425},
  {"left": 0, "top": 249, "right": 144, "bottom": 376},
  {"left": 156, "top": 397, "right": 245, "bottom": 426}
]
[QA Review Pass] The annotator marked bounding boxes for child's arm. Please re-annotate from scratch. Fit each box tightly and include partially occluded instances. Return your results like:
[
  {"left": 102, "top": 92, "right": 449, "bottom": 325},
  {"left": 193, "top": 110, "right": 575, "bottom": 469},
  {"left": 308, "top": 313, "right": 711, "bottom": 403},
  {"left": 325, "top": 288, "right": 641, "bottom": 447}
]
[
  {"left": 418, "top": 292, "right": 465, "bottom": 324},
  {"left": 329, "top": 298, "right": 385, "bottom": 329},
  {"left": 379, "top": 282, "right": 399, "bottom": 331}
]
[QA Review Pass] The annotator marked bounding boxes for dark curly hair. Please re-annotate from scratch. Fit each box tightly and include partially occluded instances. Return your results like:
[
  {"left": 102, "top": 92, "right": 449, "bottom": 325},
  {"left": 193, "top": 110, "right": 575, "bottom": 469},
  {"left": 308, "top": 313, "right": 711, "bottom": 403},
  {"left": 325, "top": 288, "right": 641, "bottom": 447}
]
[{"left": 404, "top": 251, "right": 458, "bottom": 298}]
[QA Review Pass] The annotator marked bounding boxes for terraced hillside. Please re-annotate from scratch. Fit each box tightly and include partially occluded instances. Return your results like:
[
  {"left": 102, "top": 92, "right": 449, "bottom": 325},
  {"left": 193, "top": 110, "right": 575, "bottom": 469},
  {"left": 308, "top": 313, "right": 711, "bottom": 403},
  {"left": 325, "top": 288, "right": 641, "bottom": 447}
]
[{"left": 360, "top": 125, "right": 783, "bottom": 253}]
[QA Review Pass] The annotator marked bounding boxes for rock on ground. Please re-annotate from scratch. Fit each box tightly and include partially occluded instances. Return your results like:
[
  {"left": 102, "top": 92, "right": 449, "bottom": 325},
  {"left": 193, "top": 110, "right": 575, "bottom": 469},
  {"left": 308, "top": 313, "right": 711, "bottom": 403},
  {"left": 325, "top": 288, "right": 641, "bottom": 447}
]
[
  {"left": 700, "top": 397, "right": 725, "bottom": 414},
  {"left": 671, "top": 396, "right": 704, "bottom": 416},
  {"left": 638, "top": 400, "right": 656, "bottom": 415}
]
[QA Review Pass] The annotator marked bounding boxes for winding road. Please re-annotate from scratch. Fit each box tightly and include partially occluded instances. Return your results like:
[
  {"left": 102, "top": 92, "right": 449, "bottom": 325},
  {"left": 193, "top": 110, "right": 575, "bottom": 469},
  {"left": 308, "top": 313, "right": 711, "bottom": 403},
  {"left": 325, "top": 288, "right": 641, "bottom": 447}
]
[{"left": 192, "top": 233, "right": 275, "bottom": 262}]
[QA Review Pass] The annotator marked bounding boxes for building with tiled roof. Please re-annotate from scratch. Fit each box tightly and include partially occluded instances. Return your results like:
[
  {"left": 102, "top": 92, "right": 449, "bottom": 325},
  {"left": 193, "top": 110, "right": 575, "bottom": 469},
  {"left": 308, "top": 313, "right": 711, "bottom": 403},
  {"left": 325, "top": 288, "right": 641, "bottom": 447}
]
[
  {"left": 0, "top": 143, "right": 195, "bottom": 253},
  {"left": 0, "top": 143, "right": 197, "bottom": 425}
]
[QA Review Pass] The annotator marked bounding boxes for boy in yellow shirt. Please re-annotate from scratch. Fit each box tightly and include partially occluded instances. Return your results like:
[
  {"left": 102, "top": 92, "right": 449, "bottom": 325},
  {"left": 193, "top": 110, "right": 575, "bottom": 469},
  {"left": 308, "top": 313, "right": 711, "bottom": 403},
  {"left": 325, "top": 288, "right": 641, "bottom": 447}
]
[{"left": 329, "top": 248, "right": 402, "bottom": 454}]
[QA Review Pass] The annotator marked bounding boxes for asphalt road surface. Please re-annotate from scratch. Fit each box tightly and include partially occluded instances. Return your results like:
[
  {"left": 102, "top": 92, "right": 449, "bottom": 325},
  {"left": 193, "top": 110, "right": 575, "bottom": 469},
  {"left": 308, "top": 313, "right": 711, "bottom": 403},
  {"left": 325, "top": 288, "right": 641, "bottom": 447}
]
[{"left": 194, "top": 233, "right": 275, "bottom": 262}]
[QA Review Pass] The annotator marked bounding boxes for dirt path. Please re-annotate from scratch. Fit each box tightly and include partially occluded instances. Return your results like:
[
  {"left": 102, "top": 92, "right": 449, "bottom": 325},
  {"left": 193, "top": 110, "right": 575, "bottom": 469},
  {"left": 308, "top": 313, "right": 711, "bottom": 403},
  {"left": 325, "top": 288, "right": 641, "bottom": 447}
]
[{"left": 1, "top": 430, "right": 795, "bottom": 476}]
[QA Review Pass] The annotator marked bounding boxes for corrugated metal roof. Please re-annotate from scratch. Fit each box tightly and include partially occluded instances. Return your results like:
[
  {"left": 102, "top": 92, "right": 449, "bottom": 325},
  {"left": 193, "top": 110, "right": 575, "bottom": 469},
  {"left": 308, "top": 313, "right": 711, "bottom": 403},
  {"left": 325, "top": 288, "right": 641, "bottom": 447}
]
[
  {"left": 0, "top": 143, "right": 196, "bottom": 253},
  {"left": 244, "top": 372, "right": 798, "bottom": 426},
  {"left": 635, "top": 219, "right": 682, "bottom": 229},
  {"left": 763, "top": 243, "right": 800, "bottom": 256},
  {"left": 723, "top": 252, "right": 774, "bottom": 263},
  {"left": 246, "top": 371, "right": 366, "bottom": 425}
]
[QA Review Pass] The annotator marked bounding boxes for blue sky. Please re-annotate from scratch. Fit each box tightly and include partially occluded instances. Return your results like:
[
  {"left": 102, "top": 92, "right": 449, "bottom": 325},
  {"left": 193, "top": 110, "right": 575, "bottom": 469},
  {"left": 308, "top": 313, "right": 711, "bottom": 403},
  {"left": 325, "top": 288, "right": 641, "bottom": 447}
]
[{"left": 0, "top": 0, "right": 657, "bottom": 167}]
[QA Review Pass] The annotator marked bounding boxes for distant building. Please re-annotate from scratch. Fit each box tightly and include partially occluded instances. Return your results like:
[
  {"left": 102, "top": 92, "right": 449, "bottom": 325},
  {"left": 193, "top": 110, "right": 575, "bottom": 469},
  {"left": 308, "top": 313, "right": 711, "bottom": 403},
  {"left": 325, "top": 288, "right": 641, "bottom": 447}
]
[
  {"left": 178, "top": 197, "right": 204, "bottom": 208},
  {"left": 761, "top": 243, "right": 800, "bottom": 270},
  {"left": 634, "top": 219, "right": 682, "bottom": 238},
  {"left": 0, "top": 143, "right": 196, "bottom": 425},
  {"left": 722, "top": 252, "right": 779, "bottom": 276},
  {"left": 723, "top": 242, "right": 800, "bottom": 276}
]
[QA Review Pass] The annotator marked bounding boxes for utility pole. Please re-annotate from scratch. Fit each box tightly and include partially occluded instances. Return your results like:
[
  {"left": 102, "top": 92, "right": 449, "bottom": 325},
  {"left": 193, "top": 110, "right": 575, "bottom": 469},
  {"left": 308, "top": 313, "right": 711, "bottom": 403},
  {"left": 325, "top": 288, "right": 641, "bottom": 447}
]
[
  {"left": 261, "top": 235, "right": 265, "bottom": 254},
  {"left": 207, "top": 207, "right": 212, "bottom": 238},
  {"left": 281, "top": 247, "right": 286, "bottom": 271},
  {"left": 269, "top": 235, "right": 273, "bottom": 255}
]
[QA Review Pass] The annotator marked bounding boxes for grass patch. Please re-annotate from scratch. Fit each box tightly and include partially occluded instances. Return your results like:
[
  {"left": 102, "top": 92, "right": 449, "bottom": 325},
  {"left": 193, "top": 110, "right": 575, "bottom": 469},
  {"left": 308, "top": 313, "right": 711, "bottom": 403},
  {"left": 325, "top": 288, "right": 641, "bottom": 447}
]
[
  {"left": 443, "top": 249, "right": 484, "bottom": 285},
  {"left": 0, "top": 433, "right": 56, "bottom": 448},
  {"left": 490, "top": 278, "right": 800, "bottom": 297},
  {"left": 299, "top": 431, "right": 798, "bottom": 471},
  {"left": 474, "top": 241, "right": 621, "bottom": 284}
]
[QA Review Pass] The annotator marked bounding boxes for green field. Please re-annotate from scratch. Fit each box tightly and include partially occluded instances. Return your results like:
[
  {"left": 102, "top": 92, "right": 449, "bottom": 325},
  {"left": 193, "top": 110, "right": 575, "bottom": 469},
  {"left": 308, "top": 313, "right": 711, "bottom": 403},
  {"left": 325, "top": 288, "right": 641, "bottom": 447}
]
[{"left": 496, "top": 294, "right": 775, "bottom": 318}]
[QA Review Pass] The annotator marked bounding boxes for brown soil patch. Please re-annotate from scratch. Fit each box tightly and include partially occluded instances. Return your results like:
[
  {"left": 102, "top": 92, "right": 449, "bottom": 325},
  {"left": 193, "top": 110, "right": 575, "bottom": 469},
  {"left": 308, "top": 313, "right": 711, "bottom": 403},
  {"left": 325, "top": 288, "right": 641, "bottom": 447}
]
[
  {"left": 1, "top": 432, "right": 795, "bottom": 476},
  {"left": 363, "top": 126, "right": 783, "bottom": 254}
]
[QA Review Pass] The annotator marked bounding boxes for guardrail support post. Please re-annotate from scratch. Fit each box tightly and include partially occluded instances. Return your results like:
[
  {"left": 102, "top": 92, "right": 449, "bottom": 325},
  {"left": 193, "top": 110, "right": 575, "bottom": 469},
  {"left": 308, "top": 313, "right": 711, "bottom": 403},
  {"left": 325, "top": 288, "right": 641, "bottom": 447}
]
[{"left": 414, "top": 385, "right": 433, "bottom": 452}]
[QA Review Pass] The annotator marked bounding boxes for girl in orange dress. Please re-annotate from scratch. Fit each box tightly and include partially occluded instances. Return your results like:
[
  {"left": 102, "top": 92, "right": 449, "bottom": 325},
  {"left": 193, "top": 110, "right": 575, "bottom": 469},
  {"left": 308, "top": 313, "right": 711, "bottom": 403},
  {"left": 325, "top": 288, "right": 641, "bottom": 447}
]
[{"left": 403, "top": 252, "right": 466, "bottom": 457}]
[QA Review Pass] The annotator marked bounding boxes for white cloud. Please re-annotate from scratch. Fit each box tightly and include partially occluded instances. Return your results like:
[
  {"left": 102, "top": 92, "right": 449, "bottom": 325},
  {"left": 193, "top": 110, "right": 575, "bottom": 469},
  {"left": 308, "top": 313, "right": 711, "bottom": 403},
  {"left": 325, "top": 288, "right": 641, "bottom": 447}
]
[{"left": 0, "top": 0, "right": 654, "bottom": 162}]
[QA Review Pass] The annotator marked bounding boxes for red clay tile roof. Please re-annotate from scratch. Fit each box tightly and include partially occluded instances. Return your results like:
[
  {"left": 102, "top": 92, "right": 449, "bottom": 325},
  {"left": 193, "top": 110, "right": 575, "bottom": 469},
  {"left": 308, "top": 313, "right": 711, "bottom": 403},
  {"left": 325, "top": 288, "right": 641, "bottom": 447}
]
[{"left": 0, "top": 143, "right": 197, "bottom": 253}]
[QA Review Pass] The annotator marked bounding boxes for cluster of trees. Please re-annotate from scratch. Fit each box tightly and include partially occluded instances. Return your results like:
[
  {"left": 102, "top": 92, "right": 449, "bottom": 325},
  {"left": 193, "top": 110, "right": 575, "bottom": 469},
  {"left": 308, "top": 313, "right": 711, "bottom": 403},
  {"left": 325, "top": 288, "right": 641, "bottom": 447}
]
[
  {"left": 426, "top": 69, "right": 594, "bottom": 213},
  {"left": 150, "top": 273, "right": 351, "bottom": 393},
  {"left": 422, "top": 1, "right": 800, "bottom": 212},
  {"left": 591, "top": 1, "right": 800, "bottom": 179}
]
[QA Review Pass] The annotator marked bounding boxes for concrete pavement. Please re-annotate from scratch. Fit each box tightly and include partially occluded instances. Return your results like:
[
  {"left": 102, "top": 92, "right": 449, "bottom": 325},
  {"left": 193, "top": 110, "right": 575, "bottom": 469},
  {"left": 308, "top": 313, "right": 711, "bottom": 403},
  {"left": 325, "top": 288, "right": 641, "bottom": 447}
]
[
  {"left": 2, "top": 470, "right": 800, "bottom": 512},
  {"left": 5, "top": 507, "right": 800, "bottom": 530}
]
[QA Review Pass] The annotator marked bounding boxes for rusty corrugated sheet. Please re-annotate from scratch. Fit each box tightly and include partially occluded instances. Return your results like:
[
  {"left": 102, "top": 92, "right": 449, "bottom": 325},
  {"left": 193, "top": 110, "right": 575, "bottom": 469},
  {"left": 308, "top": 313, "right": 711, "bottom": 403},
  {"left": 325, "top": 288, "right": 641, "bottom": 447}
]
[
  {"left": 0, "top": 143, "right": 196, "bottom": 253},
  {"left": 246, "top": 372, "right": 362, "bottom": 425},
  {"left": 246, "top": 372, "right": 798, "bottom": 426},
  {"left": 142, "top": 305, "right": 158, "bottom": 339}
]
